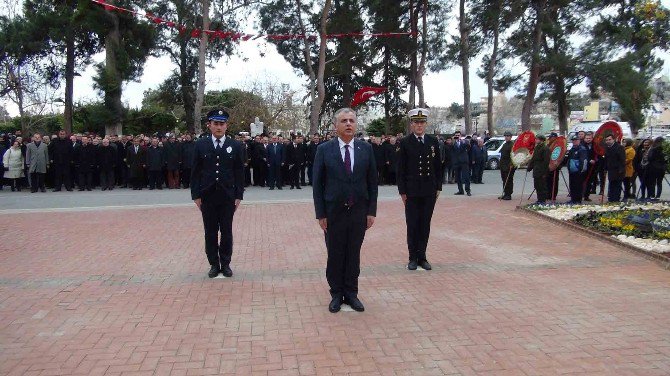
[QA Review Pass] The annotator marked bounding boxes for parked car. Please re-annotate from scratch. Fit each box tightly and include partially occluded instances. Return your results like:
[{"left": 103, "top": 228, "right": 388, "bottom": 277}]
[{"left": 484, "top": 136, "right": 517, "bottom": 170}]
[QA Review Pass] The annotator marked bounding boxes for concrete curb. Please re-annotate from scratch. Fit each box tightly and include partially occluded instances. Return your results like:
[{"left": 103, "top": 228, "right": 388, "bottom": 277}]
[{"left": 516, "top": 206, "right": 670, "bottom": 270}]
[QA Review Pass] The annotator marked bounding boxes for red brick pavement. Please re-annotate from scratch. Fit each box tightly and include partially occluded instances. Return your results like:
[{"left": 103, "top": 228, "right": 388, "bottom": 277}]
[{"left": 1, "top": 197, "right": 670, "bottom": 375}]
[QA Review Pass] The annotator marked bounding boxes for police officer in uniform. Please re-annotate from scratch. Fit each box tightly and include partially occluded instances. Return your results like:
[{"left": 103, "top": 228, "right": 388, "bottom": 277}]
[
  {"left": 397, "top": 108, "right": 443, "bottom": 271},
  {"left": 191, "top": 109, "right": 245, "bottom": 278}
]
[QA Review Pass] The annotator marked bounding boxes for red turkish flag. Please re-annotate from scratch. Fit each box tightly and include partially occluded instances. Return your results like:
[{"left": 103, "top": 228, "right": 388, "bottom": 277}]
[{"left": 350, "top": 86, "right": 386, "bottom": 107}]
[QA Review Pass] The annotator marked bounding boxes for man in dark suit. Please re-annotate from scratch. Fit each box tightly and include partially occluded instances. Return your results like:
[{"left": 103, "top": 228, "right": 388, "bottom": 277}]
[
  {"left": 50, "top": 130, "right": 74, "bottom": 191},
  {"left": 191, "top": 109, "right": 244, "bottom": 278},
  {"left": 306, "top": 134, "right": 319, "bottom": 185},
  {"left": 452, "top": 133, "right": 471, "bottom": 196},
  {"left": 126, "top": 137, "right": 145, "bottom": 190},
  {"left": 284, "top": 135, "right": 306, "bottom": 189},
  {"left": 252, "top": 136, "right": 268, "bottom": 187},
  {"left": 266, "top": 135, "right": 284, "bottom": 190},
  {"left": 397, "top": 108, "right": 443, "bottom": 271},
  {"left": 604, "top": 134, "right": 626, "bottom": 202},
  {"left": 313, "top": 108, "right": 378, "bottom": 313}
]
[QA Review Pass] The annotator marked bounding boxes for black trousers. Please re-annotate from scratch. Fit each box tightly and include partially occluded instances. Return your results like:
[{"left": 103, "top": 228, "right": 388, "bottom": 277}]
[
  {"left": 78, "top": 171, "right": 93, "bottom": 190},
  {"left": 252, "top": 161, "right": 267, "bottom": 186},
  {"left": 546, "top": 170, "right": 560, "bottom": 201},
  {"left": 30, "top": 172, "right": 45, "bottom": 191},
  {"left": 300, "top": 164, "right": 306, "bottom": 185},
  {"left": 289, "top": 163, "right": 302, "bottom": 188},
  {"left": 201, "top": 190, "right": 236, "bottom": 268},
  {"left": 53, "top": 164, "right": 72, "bottom": 190},
  {"left": 608, "top": 179, "right": 623, "bottom": 202},
  {"left": 500, "top": 167, "right": 515, "bottom": 197},
  {"left": 100, "top": 170, "right": 115, "bottom": 189},
  {"left": 181, "top": 168, "right": 191, "bottom": 188},
  {"left": 405, "top": 195, "right": 437, "bottom": 261},
  {"left": 569, "top": 172, "right": 584, "bottom": 203},
  {"left": 148, "top": 170, "right": 162, "bottom": 189},
  {"left": 268, "top": 163, "right": 282, "bottom": 188},
  {"left": 455, "top": 164, "right": 470, "bottom": 193},
  {"left": 325, "top": 201, "right": 367, "bottom": 299},
  {"left": 534, "top": 174, "right": 548, "bottom": 203}
]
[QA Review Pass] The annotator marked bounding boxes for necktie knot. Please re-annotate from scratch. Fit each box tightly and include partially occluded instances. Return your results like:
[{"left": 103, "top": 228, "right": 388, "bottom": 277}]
[
  {"left": 418, "top": 136, "right": 423, "bottom": 144},
  {"left": 216, "top": 138, "right": 221, "bottom": 148}
]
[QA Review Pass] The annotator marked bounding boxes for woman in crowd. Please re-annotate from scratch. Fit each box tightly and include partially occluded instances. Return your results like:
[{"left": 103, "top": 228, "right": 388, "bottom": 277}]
[
  {"left": 2, "top": 140, "right": 25, "bottom": 191},
  {"left": 634, "top": 138, "right": 652, "bottom": 200}
]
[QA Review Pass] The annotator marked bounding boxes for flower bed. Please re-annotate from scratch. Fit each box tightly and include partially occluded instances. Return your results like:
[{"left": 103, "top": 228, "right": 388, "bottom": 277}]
[{"left": 525, "top": 201, "right": 670, "bottom": 254}]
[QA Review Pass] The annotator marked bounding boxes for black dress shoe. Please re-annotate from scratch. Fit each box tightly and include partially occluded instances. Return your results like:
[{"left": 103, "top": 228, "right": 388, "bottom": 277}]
[
  {"left": 208, "top": 266, "right": 220, "bottom": 278},
  {"left": 221, "top": 265, "right": 233, "bottom": 277},
  {"left": 277, "top": 187, "right": 283, "bottom": 190},
  {"left": 408, "top": 259, "right": 418, "bottom": 270},
  {"left": 418, "top": 260, "right": 432, "bottom": 270},
  {"left": 502, "top": 195, "right": 511, "bottom": 200},
  {"left": 53, "top": 188, "right": 61, "bottom": 192},
  {"left": 344, "top": 297, "right": 365, "bottom": 312},
  {"left": 269, "top": 187, "right": 274, "bottom": 190},
  {"left": 329, "top": 296, "right": 343, "bottom": 313},
  {"left": 296, "top": 186, "right": 301, "bottom": 189},
  {"left": 290, "top": 186, "right": 294, "bottom": 189},
  {"left": 454, "top": 191, "right": 464, "bottom": 195},
  {"left": 467, "top": 191, "right": 471, "bottom": 196}
]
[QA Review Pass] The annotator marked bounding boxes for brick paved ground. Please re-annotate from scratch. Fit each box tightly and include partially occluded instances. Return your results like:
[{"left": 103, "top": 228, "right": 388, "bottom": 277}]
[{"left": 1, "top": 196, "right": 670, "bottom": 375}]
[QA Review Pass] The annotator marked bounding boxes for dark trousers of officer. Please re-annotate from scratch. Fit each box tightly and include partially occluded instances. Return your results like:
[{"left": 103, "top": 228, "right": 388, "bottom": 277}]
[
  {"left": 500, "top": 167, "right": 515, "bottom": 197},
  {"left": 325, "top": 200, "right": 367, "bottom": 299},
  {"left": 100, "top": 170, "right": 115, "bottom": 189},
  {"left": 455, "top": 164, "right": 470, "bottom": 193},
  {"left": 201, "top": 189, "right": 236, "bottom": 269},
  {"left": 405, "top": 195, "right": 437, "bottom": 262},
  {"left": 53, "top": 164, "right": 72, "bottom": 190},
  {"left": 569, "top": 172, "right": 584, "bottom": 203},
  {"left": 546, "top": 170, "right": 560, "bottom": 201},
  {"left": 30, "top": 172, "right": 45, "bottom": 191},
  {"left": 300, "top": 164, "right": 306, "bottom": 185},
  {"left": 267, "top": 163, "right": 282, "bottom": 188},
  {"left": 252, "top": 161, "right": 267, "bottom": 186},
  {"left": 78, "top": 171, "right": 93, "bottom": 190},
  {"left": 608, "top": 179, "right": 623, "bottom": 202},
  {"left": 534, "top": 174, "right": 548, "bottom": 203},
  {"left": 148, "top": 170, "right": 163, "bottom": 189},
  {"left": 471, "top": 162, "right": 484, "bottom": 183},
  {"left": 307, "top": 163, "right": 314, "bottom": 185},
  {"left": 289, "top": 163, "right": 302, "bottom": 188},
  {"left": 181, "top": 168, "right": 191, "bottom": 188}
]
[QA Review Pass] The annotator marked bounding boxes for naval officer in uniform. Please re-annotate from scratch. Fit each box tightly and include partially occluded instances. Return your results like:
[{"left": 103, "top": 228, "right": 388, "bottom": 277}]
[
  {"left": 397, "top": 108, "right": 443, "bottom": 271},
  {"left": 191, "top": 109, "right": 245, "bottom": 278}
]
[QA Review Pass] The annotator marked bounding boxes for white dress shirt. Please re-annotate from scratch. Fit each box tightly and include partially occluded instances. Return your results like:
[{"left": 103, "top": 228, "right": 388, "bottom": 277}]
[
  {"left": 338, "top": 137, "right": 355, "bottom": 172},
  {"left": 211, "top": 135, "right": 226, "bottom": 149}
]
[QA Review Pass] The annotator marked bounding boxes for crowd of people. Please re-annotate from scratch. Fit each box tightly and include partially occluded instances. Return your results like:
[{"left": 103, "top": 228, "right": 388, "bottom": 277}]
[
  {"left": 524, "top": 131, "right": 667, "bottom": 204},
  {"left": 0, "top": 128, "right": 493, "bottom": 194}
]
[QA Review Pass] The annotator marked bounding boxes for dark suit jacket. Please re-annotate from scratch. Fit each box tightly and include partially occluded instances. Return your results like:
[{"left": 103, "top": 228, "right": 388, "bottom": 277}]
[
  {"left": 312, "top": 138, "right": 378, "bottom": 219},
  {"left": 605, "top": 142, "right": 626, "bottom": 181},
  {"left": 396, "top": 134, "right": 443, "bottom": 197},
  {"left": 451, "top": 140, "right": 470, "bottom": 166},
  {"left": 267, "top": 143, "right": 284, "bottom": 166},
  {"left": 190, "top": 136, "right": 244, "bottom": 201},
  {"left": 284, "top": 142, "right": 306, "bottom": 165},
  {"left": 126, "top": 145, "right": 146, "bottom": 178}
]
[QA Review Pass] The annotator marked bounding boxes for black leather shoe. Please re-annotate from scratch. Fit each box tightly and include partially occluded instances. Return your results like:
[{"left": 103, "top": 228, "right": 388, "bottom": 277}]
[
  {"left": 208, "top": 266, "right": 220, "bottom": 278},
  {"left": 221, "top": 265, "right": 233, "bottom": 277},
  {"left": 269, "top": 187, "right": 274, "bottom": 190},
  {"left": 277, "top": 187, "right": 283, "bottom": 190},
  {"left": 418, "top": 260, "right": 432, "bottom": 270},
  {"left": 296, "top": 186, "right": 301, "bottom": 189},
  {"left": 344, "top": 297, "right": 365, "bottom": 312},
  {"left": 408, "top": 259, "right": 418, "bottom": 270},
  {"left": 454, "top": 191, "right": 464, "bottom": 195},
  {"left": 466, "top": 191, "right": 472, "bottom": 196},
  {"left": 329, "top": 296, "right": 343, "bottom": 313},
  {"left": 502, "top": 195, "right": 512, "bottom": 200}
]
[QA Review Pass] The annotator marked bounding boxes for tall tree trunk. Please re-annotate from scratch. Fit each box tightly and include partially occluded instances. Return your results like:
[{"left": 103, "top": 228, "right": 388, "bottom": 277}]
[
  {"left": 193, "top": 0, "right": 210, "bottom": 137},
  {"left": 180, "top": 39, "right": 195, "bottom": 133},
  {"left": 555, "top": 75, "right": 569, "bottom": 134},
  {"left": 459, "top": 0, "right": 472, "bottom": 135},
  {"left": 408, "top": 0, "right": 417, "bottom": 111},
  {"left": 63, "top": 29, "right": 75, "bottom": 134},
  {"left": 310, "top": 0, "right": 332, "bottom": 132},
  {"left": 417, "top": 0, "right": 428, "bottom": 108},
  {"left": 104, "top": 8, "right": 123, "bottom": 136},
  {"left": 486, "top": 0, "right": 501, "bottom": 135},
  {"left": 521, "top": 0, "right": 546, "bottom": 132},
  {"left": 295, "top": 0, "right": 319, "bottom": 134},
  {"left": 383, "top": 46, "right": 391, "bottom": 134}
]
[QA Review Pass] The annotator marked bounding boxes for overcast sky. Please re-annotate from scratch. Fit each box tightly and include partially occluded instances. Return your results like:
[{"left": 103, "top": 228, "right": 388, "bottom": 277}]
[{"left": 3, "top": 1, "right": 670, "bottom": 117}]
